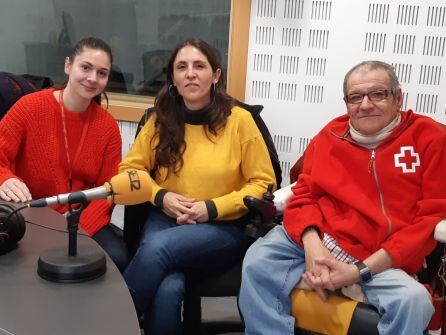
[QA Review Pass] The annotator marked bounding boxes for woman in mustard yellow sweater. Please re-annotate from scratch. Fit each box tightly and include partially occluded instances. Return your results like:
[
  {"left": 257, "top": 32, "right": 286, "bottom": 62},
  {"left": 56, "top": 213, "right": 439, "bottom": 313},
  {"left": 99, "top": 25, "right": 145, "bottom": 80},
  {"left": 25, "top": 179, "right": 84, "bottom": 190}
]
[{"left": 119, "top": 39, "right": 275, "bottom": 334}]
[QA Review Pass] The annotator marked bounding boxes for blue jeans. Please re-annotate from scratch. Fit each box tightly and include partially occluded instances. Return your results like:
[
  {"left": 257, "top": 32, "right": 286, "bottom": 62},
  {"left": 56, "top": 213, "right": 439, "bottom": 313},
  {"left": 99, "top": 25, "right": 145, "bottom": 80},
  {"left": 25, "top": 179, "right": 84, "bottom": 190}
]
[
  {"left": 239, "top": 226, "right": 434, "bottom": 335},
  {"left": 92, "top": 224, "right": 129, "bottom": 273},
  {"left": 124, "top": 207, "right": 248, "bottom": 335}
]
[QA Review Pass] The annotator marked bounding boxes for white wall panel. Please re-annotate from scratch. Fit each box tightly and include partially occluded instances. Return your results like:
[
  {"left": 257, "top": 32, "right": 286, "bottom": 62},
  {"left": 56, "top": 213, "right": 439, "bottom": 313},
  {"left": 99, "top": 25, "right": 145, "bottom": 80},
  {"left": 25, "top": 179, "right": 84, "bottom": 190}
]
[
  {"left": 245, "top": 0, "right": 446, "bottom": 184},
  {"left": 117, "top": 120, "right": 139, "bottom": 159}
]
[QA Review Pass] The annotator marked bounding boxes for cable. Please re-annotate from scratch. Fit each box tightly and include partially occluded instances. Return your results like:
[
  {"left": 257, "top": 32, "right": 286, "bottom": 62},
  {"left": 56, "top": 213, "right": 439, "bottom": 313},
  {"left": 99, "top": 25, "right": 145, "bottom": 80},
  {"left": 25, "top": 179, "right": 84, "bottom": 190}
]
[
  {"left": 5, "top": 204, "right": 28, "bottom": 221},
  {"left": 25, "top": 220, "right": 88, "bottom": 236},
  {"left": 2, "top": 204, "right": 88, "bottom": 237},
  {"left": 0, "top": 326, "right": 16, "bottom": 335}
]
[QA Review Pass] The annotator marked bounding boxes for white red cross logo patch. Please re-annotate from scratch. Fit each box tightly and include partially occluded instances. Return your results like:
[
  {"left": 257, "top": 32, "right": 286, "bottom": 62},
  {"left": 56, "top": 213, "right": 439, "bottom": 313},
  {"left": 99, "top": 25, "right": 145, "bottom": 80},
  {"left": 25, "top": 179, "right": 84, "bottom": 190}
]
[{"left": 394, "top": 146, "right": 420, "bottom": 173}]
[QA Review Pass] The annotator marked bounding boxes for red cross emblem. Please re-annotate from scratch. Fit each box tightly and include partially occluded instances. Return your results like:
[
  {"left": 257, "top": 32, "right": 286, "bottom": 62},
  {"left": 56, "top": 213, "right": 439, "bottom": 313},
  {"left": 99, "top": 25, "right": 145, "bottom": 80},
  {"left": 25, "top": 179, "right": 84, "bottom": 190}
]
[{"left": 394, "top": 146, "right": 420, "bottom": 173}]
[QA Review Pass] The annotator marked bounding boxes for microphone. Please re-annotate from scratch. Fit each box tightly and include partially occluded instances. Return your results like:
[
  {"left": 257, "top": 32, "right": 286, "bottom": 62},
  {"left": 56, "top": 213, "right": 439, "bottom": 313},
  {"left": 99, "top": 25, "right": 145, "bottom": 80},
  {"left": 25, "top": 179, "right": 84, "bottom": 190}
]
[
  {"left": 31, "top": 170, "right": 151, "bottom": 283},
  {"left": 28, "top": 169, "right": 152, "bottom": 207}
]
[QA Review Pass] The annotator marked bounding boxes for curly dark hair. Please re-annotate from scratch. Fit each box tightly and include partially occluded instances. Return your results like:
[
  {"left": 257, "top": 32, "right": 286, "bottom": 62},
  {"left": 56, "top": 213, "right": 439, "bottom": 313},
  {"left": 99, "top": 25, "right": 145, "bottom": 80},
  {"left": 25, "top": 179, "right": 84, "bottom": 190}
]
[{"left": 153, "top": 39, "right": 234, "bottom": 175}]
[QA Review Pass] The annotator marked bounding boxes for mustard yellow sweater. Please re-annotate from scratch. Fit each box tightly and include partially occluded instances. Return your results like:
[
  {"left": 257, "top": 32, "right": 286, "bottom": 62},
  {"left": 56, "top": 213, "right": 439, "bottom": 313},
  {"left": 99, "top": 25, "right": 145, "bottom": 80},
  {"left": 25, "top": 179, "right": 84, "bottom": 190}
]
[{"left": 119, "top": 105, "right": 275, "bottom": 220}]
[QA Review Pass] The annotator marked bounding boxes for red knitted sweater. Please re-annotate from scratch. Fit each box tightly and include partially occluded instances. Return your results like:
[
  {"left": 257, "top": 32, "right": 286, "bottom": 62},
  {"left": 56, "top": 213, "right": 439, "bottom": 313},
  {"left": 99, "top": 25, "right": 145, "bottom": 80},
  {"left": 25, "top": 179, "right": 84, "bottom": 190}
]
[{"left": 0, "top": 89, "right": 122, "bottom": 236}]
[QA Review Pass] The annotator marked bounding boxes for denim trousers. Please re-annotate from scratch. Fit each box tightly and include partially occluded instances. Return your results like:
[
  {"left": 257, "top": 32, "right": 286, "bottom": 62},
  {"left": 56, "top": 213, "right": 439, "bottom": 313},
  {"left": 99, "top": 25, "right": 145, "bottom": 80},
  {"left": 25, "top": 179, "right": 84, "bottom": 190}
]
[
  {"left": 239, "top": 226, "right": 434, "bottom": 335},
  {"left": 92, "top": 223, "right": 130, "bottom": 273},
  {"left": 123, "top": 207, "right": 248, "bottom": 335}
]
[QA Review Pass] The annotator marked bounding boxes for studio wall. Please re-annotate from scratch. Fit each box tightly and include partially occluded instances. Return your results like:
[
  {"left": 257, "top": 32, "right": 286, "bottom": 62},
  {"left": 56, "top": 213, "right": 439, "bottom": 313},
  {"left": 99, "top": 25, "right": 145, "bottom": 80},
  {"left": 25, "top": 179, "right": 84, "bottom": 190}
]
[{"left": 245, "top": 0, "right": 446, "bottom": 184}]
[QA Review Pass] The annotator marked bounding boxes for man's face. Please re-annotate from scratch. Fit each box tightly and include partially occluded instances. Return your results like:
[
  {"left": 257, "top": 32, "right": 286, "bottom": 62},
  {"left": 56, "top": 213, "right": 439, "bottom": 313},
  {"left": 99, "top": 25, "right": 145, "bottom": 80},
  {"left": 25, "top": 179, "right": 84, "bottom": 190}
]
[{"left": 345, "top": 68, "right": 402, "bottom": 135}]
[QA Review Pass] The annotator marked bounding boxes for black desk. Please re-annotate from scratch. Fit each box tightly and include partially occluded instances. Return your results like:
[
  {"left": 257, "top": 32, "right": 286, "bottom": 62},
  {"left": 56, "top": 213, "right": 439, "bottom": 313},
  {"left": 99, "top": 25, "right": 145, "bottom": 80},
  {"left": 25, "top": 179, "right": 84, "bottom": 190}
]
[{"left": 0, "top": 207, "right": 140, "bottom": 335}]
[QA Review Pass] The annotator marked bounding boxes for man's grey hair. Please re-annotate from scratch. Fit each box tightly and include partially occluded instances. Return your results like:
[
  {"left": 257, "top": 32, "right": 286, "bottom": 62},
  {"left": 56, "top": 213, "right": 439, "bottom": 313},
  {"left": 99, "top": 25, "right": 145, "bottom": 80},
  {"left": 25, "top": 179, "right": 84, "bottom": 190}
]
[{"left": 343, "top": 61, "right": 401, "bottom": 96}]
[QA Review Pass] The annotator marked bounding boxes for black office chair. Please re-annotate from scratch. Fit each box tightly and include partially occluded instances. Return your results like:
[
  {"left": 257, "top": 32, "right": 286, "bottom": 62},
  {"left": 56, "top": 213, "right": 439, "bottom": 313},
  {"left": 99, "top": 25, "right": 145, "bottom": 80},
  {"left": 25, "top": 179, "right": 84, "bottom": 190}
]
[
  {"left": 123, "top": 101, "right": 282, "bottom": 335},
  {"left": 106, "top": 65, "right": 134, "bottom": 94},
  {"left": 0, "top": 72, "right": 52, "bottom": 121}
]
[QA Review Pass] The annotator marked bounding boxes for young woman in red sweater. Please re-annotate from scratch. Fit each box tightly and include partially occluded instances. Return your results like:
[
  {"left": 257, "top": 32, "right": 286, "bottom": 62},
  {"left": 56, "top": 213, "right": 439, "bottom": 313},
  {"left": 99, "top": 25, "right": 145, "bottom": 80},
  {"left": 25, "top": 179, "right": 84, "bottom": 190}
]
[{"left": 0, "top": 37, "right": 128, "bottom": 271}]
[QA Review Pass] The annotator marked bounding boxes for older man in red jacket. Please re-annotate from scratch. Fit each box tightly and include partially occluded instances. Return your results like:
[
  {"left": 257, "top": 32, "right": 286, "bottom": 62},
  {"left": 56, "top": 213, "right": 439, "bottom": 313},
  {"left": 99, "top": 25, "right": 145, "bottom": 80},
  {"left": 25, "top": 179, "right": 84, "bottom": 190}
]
[{"left": 240, "top": 60, "right": 446, "bottom": 335}]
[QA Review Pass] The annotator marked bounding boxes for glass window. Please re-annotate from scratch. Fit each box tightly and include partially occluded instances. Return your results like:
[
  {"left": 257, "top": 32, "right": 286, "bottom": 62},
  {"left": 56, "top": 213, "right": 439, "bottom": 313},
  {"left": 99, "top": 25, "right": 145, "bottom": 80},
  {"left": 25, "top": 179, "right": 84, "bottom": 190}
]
[{"left": 0, "top": 0, "right": 231, "bottom": 95}]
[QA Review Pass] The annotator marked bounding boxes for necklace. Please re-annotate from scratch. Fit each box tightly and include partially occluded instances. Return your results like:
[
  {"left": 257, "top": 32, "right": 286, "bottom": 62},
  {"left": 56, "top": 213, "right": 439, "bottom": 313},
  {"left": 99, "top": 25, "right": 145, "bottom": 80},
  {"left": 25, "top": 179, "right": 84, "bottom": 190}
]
[{"left": 58, "top": 89, "right": 91, "bottom": 190}]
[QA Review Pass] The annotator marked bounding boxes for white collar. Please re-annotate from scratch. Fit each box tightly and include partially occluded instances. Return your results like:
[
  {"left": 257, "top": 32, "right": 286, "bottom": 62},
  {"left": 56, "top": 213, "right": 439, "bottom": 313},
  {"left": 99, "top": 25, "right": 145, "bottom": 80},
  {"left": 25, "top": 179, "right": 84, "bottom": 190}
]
[{"left": 349, "top": 113, "right": 402, "bottom": 149}]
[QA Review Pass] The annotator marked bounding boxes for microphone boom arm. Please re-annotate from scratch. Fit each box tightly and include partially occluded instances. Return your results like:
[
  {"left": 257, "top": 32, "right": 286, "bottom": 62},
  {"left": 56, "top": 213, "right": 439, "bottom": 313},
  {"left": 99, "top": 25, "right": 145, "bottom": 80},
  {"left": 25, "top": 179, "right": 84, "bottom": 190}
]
[{"left": 67, "top": 201, "right": 85, "bottom": 256}]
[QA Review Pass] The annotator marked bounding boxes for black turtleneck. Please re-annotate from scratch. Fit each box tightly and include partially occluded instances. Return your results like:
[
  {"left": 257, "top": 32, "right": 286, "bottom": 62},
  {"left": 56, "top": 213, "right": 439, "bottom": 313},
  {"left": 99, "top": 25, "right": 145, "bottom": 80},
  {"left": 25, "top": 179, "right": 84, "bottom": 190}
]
[{"left": 182, "top": 102, "right": 210, "bottom": 125}]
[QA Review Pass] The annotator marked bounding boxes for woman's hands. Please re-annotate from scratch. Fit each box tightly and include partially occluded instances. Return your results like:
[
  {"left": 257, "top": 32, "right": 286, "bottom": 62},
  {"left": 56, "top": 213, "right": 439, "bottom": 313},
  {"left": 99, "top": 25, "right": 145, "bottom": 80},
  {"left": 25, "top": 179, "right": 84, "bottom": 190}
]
[
  {"left": 0, "top": 178, "right": 32, "bottom": 202},
  {"left": 177, "top": 201, "right": 209, "bottom": 224},
  {"left": 162, "top": 192, "right": 195, "bottom": 218},
  {"left": 162, "top": 192, "right": 209, "bottom": 224}
]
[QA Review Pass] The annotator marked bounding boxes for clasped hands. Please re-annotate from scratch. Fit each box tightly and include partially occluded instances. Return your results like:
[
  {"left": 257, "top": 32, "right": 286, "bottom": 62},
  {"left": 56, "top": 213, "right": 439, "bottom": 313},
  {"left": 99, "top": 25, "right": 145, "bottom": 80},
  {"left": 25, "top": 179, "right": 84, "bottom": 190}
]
[
  {"left": 302, "top": 232, "right": 360, "bottom": 301},
  {"left": 162, "top": 191, "right": 209, "bottom": 224}
]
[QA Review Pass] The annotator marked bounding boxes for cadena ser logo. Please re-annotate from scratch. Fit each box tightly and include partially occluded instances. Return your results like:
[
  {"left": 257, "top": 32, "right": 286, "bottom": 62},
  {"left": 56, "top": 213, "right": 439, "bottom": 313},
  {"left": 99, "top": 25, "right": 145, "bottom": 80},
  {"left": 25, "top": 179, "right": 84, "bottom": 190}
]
[
  {"left": 394, "top": 146, "right": 420, "bottom": 173},
  {"left": 127, "top": 170, "right": 142, "bottom": 190}
]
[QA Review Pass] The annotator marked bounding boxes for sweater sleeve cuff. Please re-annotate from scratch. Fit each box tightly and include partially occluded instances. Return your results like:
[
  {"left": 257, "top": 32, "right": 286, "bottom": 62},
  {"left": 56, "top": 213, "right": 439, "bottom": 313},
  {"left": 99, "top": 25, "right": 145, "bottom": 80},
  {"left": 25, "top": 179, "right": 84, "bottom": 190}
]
[
  {"left": 205, "top": 200, "right": 218, "bottom": 221},
  {"left": 0, "top": 173, "right": 21, "bottom": 187},
  {"left": 154, "top": 189, "right": 168, "bottom": 208}
]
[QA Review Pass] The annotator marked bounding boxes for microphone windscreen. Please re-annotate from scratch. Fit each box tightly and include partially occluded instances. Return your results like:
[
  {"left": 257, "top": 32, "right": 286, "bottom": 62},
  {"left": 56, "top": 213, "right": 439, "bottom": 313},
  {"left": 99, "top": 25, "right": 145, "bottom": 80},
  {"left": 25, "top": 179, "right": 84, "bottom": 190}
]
[{"left": 105, "top": 170, "right": 152, "bottom": 205}]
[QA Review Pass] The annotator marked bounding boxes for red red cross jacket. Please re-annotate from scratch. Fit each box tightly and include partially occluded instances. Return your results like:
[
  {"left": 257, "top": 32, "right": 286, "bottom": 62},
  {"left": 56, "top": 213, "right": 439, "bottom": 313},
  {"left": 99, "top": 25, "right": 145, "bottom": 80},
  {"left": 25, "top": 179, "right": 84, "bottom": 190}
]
[{"left": 284, "top": 110, "right": 446, "bottom": 274}]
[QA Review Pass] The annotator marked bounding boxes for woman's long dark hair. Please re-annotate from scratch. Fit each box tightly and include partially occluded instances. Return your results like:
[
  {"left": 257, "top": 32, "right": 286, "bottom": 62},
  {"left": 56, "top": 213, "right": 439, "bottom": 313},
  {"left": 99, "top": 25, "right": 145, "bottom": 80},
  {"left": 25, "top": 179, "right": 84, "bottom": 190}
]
[
  {"left": 153, "top": 39, "right": 233, "bottom": 175},
  {"left": 66, "top": 37, "right": 113, "bottom": 106}
]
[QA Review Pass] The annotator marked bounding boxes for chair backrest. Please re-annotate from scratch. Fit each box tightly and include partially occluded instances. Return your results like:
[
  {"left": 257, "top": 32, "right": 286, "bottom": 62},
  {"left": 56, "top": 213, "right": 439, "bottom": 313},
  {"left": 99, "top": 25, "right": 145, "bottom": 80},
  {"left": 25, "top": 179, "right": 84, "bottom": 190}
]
[
  {"left": 0, "top": 72, "right": 37, "bottom": 120},
  {"left": 235, "top": 101, "right": 282, "bottom": 189},
  {"left": 0, "top": 72, "right": 53, "bottom": 121}
]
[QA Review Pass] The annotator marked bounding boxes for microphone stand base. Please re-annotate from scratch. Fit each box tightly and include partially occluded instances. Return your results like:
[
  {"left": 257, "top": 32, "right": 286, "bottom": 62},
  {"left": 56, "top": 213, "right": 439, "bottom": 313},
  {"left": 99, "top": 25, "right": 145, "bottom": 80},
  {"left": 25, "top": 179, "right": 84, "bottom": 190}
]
[{"left": 37, "top": 244, "right": 106, "bottom": 283}]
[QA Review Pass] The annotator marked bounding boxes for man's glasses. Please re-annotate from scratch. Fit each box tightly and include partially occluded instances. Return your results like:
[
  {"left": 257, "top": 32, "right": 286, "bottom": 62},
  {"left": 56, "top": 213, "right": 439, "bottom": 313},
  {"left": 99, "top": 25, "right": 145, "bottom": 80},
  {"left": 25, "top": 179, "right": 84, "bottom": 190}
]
[{"left": 344, "top": 89, "right": 393, "bottom": 104}]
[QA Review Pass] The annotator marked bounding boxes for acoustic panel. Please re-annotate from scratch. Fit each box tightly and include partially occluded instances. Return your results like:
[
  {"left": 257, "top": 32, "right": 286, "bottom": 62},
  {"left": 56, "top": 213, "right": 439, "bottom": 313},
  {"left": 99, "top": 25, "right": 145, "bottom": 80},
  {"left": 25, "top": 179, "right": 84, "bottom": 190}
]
[
  {"left": 402, "top": 92, "right": 409, "bottom": 111},
  {"left": 257, "top": 0, "right": 278, "bottom": 17},
  {"left": 415, "top": 93, "right": 438, "bottom": 115},
  {"left": 298, "top": 136, "right": 312, "bottom": 154},
  {"left": 117, "top": 120, "right": 139, "bottom": 158},
  {"left": 255, "top": 25, "right": 275, "bottom": 45},
  {"left": 310, "top": 1, "right": 332, "bottom": 21},
  {"left": 422, "top": 35, "right": 446, "bottom": 56},
  {"left": 364, "top": 32, "right": 387, "bottom": 53},
  {"left": 284, "top": 0, "right": 305, "bottom": 19},
  {"left": 280, "top": 55, "right": 299, "bottom": 74},
  {"left": 308, "top": 29, "right": 329, "bottom": 49},
  {"left": 277, "top": 82, "right": 298, "bottom": 101},
  {"left": 246, "top": 0, "right": 446, "bottom": 185},
  {"left": 273, "top": 134, "right": 294, "bottom": 152},
  {"left": 303, "top": 84, "right": 324, "bottom": 103},
  {"left": 392, "top": 62, "right": 412, "bottom": 83},
  {"left": 280, "top": 160, "right": 291, "bottom": 178},
  {"left": 396, "top": 5, "right": 419, "bottom": 25},
  {"left": 281, "top": 28, "right": 303, "bottom": 47},
  {"left": 252, "top": 80, "right": 272, "bottom": 99},
  {"left": 368, "top": 3, "right": 390, "bottom": 24},
  {"left": 306, "top": 57, "right": 326, "bottom": 76},
  {"left": 392, "top": 34, "right": 416, "bottom": 54},
  {"left": 254, "top": 53, "right": 274, "bottom": 72},
  {"left": 426, "top": 6, "right": 446, "bottom": 27},
  {"left": 419, "top": 65, "right": 442, "bottom": 85}
]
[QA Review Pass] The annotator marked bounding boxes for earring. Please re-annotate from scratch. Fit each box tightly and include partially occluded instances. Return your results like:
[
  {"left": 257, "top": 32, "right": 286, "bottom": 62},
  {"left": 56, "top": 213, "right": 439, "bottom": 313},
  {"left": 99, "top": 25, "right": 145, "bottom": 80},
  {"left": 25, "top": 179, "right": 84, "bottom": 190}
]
[
  {"left": 210, "top": 83, "right": 217, "bottom": 105},
  {"left": 168, "top": 84, "right": 179, "bottom": 98}
]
